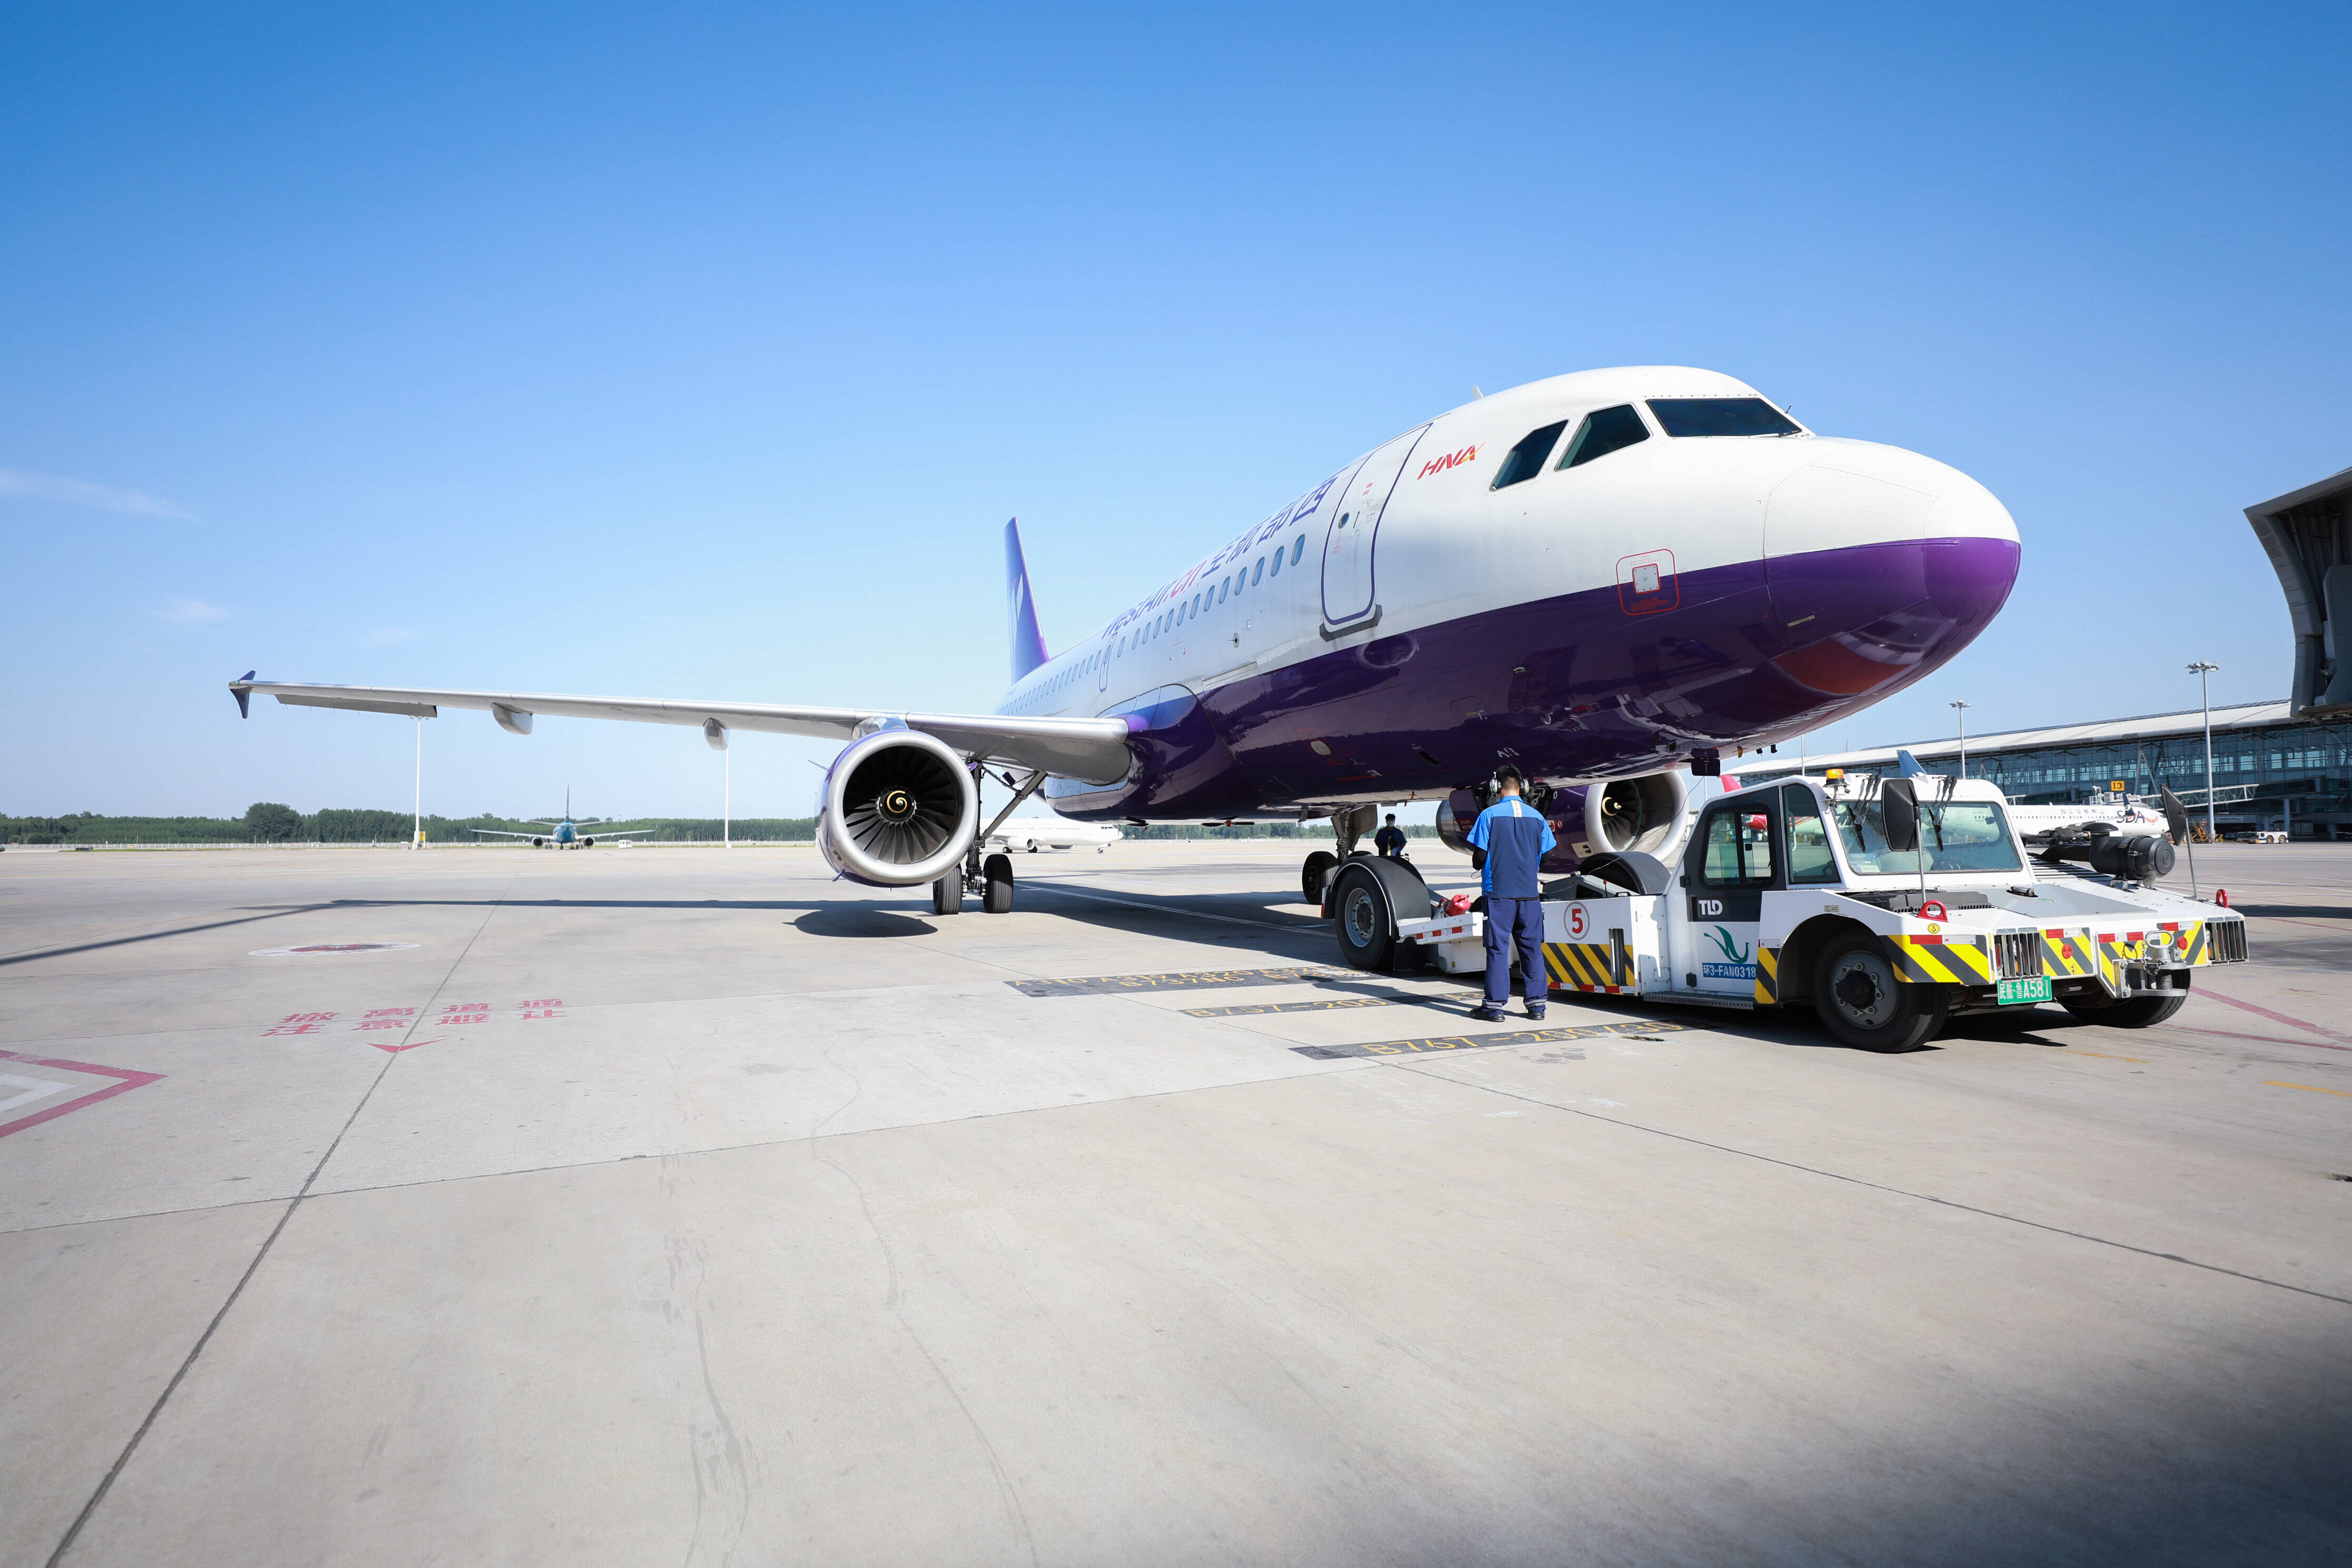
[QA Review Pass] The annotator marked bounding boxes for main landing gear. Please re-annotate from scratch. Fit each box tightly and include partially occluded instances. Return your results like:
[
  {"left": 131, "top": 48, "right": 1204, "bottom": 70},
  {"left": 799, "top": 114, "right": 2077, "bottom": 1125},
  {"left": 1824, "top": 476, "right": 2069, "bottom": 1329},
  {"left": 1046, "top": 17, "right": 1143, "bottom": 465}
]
[{"left": 933, "top": 845, "right": 1017, "bottom": 916}]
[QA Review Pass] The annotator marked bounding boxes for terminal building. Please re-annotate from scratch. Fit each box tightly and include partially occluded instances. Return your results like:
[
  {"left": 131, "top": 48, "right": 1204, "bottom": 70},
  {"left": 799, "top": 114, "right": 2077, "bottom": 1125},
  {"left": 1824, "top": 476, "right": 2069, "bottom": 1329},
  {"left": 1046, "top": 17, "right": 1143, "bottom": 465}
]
[{"left": 1745, "top": 465, "right": 2352, "bottom": 839}]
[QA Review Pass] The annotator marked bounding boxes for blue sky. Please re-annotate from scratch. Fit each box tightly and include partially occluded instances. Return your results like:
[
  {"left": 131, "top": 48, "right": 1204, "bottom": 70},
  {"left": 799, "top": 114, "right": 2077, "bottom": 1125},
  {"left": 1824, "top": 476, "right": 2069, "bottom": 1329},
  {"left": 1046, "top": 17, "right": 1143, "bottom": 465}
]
[{"left": 4, "top": 2, "right": 2347, "bottom": 822}]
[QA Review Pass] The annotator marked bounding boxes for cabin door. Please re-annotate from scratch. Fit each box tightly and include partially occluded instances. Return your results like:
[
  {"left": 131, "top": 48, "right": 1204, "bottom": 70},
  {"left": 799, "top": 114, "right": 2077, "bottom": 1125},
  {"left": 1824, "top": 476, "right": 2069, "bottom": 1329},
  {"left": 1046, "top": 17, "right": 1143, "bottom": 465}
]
[{"left": 1320, "top": 424, "right": 1430, "bottom": 631}]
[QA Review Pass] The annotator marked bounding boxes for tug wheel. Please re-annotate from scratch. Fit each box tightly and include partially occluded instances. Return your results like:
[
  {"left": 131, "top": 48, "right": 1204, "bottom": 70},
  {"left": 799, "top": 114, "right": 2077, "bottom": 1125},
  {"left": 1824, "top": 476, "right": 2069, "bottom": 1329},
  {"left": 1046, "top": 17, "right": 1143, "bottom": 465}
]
[
  {"left": 1301, "top": 850, "right": 1337, "bottom": 905},
  {"left": 1811, "top": 930, "right": 1948, "bottom": 1052}
]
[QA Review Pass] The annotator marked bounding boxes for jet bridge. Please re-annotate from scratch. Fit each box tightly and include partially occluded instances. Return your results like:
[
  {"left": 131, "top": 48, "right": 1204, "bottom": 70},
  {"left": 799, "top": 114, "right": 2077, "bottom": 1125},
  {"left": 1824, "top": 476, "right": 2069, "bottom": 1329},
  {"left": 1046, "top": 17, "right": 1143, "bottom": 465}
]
[{"left": 2249, "top": 465, "right": 2352, "bottom": 717}]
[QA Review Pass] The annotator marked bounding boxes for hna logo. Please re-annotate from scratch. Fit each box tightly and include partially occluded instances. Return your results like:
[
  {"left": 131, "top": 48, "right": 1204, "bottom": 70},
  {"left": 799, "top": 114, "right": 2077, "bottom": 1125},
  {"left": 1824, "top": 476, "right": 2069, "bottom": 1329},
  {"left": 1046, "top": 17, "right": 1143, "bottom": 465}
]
[
  {"left": 1417, "top": 445, "right": 1477, "bottom": 479},
  {"left": 1697, "top": 899, "right": 1723, "bottom": 916}
]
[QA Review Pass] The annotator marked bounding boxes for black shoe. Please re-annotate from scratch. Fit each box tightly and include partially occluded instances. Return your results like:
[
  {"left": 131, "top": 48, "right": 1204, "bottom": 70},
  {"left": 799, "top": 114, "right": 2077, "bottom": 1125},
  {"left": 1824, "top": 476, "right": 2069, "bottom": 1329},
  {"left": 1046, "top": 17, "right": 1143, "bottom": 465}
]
[
  {"left": 1469, "top": 1005, "right": 1506, "bottom": 1023},
  {"left": 1525, "top": 1008, "right": 1547, "bottom": 1022}
]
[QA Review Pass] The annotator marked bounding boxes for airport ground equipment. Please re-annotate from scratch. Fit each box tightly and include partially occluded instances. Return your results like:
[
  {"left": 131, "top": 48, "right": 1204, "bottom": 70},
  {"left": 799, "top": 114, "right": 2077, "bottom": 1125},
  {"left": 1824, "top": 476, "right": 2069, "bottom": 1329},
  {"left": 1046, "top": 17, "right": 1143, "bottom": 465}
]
[{"left": 1376, "top": 771, "right": 2249, "bottom": 1051}]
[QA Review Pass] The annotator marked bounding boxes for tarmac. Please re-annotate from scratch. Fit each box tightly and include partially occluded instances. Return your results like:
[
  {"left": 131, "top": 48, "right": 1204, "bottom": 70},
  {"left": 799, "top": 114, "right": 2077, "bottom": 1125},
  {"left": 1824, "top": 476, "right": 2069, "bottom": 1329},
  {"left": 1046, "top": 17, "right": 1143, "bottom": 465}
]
[{"left": 2, "top": 837, "right": 2348, "bottom": 1566}]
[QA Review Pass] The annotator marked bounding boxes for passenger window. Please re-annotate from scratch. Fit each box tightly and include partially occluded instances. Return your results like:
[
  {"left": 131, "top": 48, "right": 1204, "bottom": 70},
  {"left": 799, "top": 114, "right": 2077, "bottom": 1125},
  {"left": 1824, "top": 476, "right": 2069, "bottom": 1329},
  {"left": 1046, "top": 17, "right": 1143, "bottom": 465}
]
[
  {"left": 1646, "top": 398, "right": 1801, "bottom": 437},
  {"left": 1557, "top": 405, "right": 1650, "bottom": 469},
  {"left": 1253, "top": 558, "right": 1265, "bottom": 584},
  {"left": 1220, "top": 577, "right": 1230, "bottom": 601},
  {"left": 1292, "top": 536, "right": 1306, "bottom": 564},
  {"left": 1491, "top": 420, "right": 1569, "bottom": 490},
  {"left": 1699, "top": 804, "right": 1775, "bottom": 885},
  {"left": 1782, "top": 786, "right": 1839, "bottom": 884},
  {"left": 1269, "top": 549, "right": 1283, "bottom": 576}
]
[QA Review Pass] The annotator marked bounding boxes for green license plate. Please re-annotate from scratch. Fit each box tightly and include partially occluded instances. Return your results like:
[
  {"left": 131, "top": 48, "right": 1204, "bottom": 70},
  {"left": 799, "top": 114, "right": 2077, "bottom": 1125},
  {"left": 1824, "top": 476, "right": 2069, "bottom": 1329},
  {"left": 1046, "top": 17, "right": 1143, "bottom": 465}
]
[{"left": 1997, "top": 976, "right": 2052, "bottom": 1005}]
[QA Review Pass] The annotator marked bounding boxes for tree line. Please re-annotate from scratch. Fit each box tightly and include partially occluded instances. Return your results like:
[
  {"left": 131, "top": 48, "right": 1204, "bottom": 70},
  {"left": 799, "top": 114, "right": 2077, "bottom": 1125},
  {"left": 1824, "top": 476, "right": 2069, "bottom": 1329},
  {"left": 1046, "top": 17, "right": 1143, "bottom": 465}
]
[{"left": 2, "top": 805, "right": 819, "bottom": 844}]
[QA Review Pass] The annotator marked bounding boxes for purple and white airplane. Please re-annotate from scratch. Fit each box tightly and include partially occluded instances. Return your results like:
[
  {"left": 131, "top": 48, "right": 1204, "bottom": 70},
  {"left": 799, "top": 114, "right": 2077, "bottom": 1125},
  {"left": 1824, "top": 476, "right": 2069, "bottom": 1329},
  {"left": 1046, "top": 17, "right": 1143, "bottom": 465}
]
[{"left": 231, "top": 366, "right": 2019, "bottom": 960}]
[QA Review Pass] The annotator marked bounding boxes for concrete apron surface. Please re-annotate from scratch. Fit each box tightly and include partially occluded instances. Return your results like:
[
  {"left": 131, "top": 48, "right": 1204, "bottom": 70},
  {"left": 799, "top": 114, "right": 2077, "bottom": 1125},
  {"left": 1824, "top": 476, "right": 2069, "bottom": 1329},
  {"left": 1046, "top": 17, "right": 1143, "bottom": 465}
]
[{"left": 1, "top": 840, "right": 2347, "bottom": 1566}]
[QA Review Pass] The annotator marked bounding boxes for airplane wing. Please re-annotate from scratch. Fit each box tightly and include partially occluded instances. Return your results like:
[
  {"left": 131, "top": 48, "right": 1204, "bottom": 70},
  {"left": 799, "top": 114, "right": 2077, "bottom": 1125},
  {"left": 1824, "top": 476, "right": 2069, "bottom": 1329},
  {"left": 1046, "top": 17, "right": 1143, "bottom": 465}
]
[
  {"left": 468, "top": 827, "right": 550, "bottom": 838},
  {"left": 229, "top": 678, "right": 1135, "bottom": 783}
]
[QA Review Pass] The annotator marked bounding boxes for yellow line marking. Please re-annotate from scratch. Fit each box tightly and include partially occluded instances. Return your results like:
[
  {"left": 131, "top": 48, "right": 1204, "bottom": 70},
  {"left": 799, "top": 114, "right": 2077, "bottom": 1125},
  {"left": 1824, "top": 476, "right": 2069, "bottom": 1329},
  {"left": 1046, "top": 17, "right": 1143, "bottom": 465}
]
[
  {"left": 2264, "top": 1080, "right": 2352, "bottom": 1098},
  {"left": 2068, "top": 1051, "right": 2147, "bottom": 1063}
]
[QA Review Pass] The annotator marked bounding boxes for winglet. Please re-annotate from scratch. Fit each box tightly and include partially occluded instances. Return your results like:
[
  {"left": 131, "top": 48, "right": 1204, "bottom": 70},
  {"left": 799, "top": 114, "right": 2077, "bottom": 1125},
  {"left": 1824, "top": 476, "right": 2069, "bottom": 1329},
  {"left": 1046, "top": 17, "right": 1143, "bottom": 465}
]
[
  {"left": 231, "top": 670, "right": 256, "bottom": 719},
  {"left": 1004, "top": 518, "right": 1048, "bottom": 683},
  {"left": 1895, "top": 748, "right": 1925, "bottom": 777}
]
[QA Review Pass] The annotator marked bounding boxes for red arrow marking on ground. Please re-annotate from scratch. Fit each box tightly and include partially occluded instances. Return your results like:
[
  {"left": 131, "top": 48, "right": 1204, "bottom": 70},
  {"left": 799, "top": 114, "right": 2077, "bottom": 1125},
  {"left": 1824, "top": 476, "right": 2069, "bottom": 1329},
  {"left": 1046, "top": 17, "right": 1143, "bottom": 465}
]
[{"left": 374, "top": 1037, "right": 443, "bottom": 1054}]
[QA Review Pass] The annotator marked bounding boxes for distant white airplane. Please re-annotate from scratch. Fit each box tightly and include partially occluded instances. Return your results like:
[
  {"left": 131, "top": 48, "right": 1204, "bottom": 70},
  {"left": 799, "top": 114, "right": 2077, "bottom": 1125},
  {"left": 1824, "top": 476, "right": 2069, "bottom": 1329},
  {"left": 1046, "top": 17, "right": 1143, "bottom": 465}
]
[
  {"left": 988, "top": 820, "right": 1122, "bottom": 853},
  {"left": 2003, "top": 801, "right": 2169, "bottom": 842},
  {"left": 468, "top": 790, "right": 655, "bottom": 848},
  {"left": 1888, "top": 750, "right": 2169, "bottom": 844}
]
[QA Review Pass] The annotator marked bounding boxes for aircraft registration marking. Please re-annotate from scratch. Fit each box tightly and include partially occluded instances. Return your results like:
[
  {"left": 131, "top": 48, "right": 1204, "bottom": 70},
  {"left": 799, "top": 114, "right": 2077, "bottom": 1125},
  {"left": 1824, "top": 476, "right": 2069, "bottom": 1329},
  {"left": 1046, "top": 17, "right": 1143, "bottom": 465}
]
[
  {"left": 1294, "top": 1020, "right": 1687, "bottom": 1060},
  {"left": 1011, "top": 966, "right": 1351, "bottom": 997}
]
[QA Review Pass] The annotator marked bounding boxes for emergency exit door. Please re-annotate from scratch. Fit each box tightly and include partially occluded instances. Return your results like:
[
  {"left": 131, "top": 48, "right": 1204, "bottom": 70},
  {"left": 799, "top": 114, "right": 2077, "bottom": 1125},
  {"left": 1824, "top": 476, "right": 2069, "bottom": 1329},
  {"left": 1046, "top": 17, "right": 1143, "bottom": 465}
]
[{"left": 1321, "top": 424, "right": 1430, "bottom": 630}]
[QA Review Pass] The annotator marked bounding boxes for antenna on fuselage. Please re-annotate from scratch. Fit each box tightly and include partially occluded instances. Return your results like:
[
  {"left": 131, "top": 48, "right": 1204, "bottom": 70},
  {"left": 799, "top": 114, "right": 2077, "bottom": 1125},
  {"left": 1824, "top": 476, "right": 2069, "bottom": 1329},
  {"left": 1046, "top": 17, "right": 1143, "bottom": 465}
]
[{"left": 1472, "top": 386, "right": 1484, "bottom": 398}]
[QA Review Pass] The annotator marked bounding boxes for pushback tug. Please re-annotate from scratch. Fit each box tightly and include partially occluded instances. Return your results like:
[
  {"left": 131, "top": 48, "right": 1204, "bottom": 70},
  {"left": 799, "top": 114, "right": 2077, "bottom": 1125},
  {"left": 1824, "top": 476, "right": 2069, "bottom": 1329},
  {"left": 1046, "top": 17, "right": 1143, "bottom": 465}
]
[{"left": 1346, "top": 768, "right": 2248, "bottom": 1052}]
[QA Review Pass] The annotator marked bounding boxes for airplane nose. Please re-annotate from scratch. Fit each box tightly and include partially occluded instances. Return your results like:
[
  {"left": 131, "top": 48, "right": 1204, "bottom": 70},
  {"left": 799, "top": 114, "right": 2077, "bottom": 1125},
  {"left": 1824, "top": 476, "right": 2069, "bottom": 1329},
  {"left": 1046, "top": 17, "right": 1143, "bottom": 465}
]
[{"left": 1763, "top": 442, "right": 2020, "bottom": 698}]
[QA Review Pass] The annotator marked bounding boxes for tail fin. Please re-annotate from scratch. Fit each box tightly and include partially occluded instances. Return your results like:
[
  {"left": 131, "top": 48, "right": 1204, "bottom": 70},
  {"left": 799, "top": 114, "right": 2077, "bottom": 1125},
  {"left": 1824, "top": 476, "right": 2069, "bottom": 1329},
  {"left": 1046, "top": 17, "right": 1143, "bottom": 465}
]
[
  {"left": 1004, "top": 518, "right": 1047, "bottom": 682},
  {"left": 1895, "top": 748, "right": 1926, "bottom": 777}
]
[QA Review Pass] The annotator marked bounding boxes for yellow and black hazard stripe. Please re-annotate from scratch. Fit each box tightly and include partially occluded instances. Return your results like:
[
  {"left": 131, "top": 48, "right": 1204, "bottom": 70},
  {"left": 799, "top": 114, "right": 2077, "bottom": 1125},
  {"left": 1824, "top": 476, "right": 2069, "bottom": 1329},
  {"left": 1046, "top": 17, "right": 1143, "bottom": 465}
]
[
  {"left": 1753, "top": 945, "right": 1781, "bottom": 1006},
  {"left": 1885, "top": 934, "right": 1994, "bottom": 984},
  {"left": 2037, "top": 928, "right": 2099, "bottom": 979},
  {"left": 1543, "top": 941, "right": 1630, "bottom": 994}
]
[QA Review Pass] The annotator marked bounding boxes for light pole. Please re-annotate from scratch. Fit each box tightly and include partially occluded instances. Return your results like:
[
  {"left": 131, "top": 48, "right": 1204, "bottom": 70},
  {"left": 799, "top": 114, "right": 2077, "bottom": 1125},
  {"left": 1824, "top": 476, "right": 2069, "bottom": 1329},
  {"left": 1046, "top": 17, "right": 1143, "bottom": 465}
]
[
  {"left": 413, "top": 718, "right": 423, "bottom": 849},
  {"left": 2188, "top": 661, "right": 2218, "bottom": 844},
  {"left": 1948, "top": 700, "right": 1971, "bottom": 778}
]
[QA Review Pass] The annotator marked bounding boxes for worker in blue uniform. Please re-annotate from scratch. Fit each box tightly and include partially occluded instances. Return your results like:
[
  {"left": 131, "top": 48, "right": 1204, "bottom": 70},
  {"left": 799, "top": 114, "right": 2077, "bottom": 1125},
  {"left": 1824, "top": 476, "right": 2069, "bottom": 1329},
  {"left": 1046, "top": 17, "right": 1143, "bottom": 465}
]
[
  {"left": 1465, "top": 766, "right": 1555, "bottom": 1023},
  {"left": 1373, "top": 814, "right": 1407, "bottom": 859}
]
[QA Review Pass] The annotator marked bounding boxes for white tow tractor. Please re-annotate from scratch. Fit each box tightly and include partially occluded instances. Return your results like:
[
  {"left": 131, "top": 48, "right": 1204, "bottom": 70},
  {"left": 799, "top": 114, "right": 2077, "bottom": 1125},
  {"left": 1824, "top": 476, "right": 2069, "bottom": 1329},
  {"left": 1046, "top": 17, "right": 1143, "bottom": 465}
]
[{"left": 1359, "top": 770, "right": 2249, "bottom": 1052}]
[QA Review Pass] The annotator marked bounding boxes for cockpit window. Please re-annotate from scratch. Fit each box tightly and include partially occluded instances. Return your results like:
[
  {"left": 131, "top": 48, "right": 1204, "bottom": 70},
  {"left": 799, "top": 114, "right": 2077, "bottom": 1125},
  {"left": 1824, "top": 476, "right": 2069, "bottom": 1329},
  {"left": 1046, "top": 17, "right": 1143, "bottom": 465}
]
[
  {"left": 1646, "top": 398, "right": 1802, "bottom": 437},
  {"left": 1556, "top": 405, "right": 1650, "bottom": 469},
  {"left": 1490, "top": 420, "right": 1567, "bottom": 490}
]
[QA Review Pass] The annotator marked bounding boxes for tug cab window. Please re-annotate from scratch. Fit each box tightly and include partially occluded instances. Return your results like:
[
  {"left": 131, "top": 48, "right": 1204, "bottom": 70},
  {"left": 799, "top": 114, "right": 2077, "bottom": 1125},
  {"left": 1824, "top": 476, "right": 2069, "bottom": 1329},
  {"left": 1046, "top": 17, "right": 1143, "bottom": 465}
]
[
  {"left": 1782, "top": 785, "right": 1840, "bottom": 884},
  {"left": 1698, "top": 803, "right": 1775, "bottom": 885},
  {"left": 1831, "top": 800, "right": 2023, "bottom": 875},
  {"left": 1491, "top": 421, "right": 1568, "bottom": 489},
  {"left": 1646, "top": 398, "right": 1801, "bottom": 437},
  {"left": 1557, "top": 405, "right": 1650, "bottom": 468}
]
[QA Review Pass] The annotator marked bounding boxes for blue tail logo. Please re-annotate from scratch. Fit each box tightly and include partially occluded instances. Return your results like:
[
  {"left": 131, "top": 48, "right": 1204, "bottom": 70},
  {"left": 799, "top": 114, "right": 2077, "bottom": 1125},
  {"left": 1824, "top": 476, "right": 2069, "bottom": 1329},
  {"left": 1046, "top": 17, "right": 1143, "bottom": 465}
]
[{"left": 1004, "top": 518, "right": 1047, "bottom": 682}]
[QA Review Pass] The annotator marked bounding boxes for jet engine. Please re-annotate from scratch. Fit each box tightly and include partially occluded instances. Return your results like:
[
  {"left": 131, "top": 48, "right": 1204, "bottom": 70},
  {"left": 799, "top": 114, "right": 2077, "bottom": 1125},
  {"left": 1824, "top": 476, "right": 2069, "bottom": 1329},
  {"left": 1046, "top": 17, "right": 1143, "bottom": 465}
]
[
  {"left": 1561, "top": 771, "right": 1695, "bottom": 861},
  {"left": 815, "top": 728, "right": 979, "bottom": 887},
  {"left": 1439, "top": 770, "right": 1709, "bottom": 874}
]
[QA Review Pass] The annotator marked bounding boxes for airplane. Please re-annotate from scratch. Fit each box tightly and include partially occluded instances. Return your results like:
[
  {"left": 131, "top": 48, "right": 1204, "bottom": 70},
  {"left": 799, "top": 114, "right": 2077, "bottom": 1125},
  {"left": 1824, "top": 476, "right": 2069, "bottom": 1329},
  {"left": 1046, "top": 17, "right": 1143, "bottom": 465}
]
[
  {"left": 229, "top": 366, "right": 2021, "bottom": 962},
  {"left": 467, "top": 790, "right": 654, "bottom": 848},
  {"left": 987, "top": 819, "right": 1122, "bottom": 853},
  {"left": 1888, "top": 749, "right": 2169, "bottom": 844}
]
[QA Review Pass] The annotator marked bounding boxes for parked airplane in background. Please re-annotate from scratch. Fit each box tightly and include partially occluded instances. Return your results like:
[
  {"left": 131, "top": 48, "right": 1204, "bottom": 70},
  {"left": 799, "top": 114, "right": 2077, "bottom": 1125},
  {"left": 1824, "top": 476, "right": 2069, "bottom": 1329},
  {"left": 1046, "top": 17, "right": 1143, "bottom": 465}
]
[
  {"left": 231, "top": 366, "right": 2021, "bottom": 959},
  {"left": 468, "top": 791, "right": 655, "bottom": 848},
  {"left": 988, "top": 820, "right": 1122, "bottom": 853},
  {"left": 1889, "top": 748, "right": 2169, "bottom": 844}
]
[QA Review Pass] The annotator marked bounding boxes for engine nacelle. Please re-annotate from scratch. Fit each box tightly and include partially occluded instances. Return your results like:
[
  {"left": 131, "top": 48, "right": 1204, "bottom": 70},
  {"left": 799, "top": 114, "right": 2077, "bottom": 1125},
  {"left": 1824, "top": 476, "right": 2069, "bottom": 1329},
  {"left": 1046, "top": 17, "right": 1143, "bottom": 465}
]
[
  {"left": 1561, "top": 771, "right": 1696, "bottom": 861},
  {"left": 1440, "top": 770, "right": 1710, "bottom": 874},
  {"left": 815, "top": 728, "right": 979, "bottom": 887}
]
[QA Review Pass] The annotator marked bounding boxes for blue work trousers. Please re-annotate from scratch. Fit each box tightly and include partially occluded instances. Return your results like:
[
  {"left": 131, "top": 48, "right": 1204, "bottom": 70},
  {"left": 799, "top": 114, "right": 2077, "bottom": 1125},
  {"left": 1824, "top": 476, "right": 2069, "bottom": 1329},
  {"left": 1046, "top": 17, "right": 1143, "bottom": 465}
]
[{"left": 1482, "top": 896, "right": 1547, "bottom": 1008}]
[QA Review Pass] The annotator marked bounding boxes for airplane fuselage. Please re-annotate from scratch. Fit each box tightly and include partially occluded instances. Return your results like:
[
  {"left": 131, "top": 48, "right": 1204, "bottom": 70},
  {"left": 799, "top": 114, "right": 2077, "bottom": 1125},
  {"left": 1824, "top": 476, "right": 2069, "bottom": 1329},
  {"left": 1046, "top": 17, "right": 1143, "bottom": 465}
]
[{"left": 1001, "top": 367, "right": 2018, "bottom": 822}]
